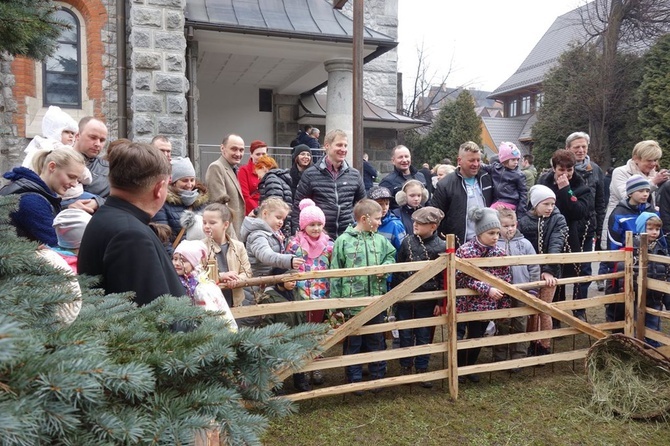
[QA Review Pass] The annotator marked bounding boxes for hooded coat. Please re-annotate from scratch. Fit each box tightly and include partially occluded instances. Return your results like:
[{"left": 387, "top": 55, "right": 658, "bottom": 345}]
[
  {"left": 0, "top": 167, "right": 61, "bottom": 246},
  {"left": 517, "top": 208, "right": 568, "bottom": 277},
  {"left": 240, "top": 216, "right": 294, "bottom": 278},
  {"left": 153, "top": 183, "right": 209, "bottom": 242}
]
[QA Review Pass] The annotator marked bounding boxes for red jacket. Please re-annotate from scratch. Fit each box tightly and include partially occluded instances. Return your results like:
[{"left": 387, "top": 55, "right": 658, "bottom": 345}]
[{"left": 237, "top": 160, "right": 260, "bottom": 214}]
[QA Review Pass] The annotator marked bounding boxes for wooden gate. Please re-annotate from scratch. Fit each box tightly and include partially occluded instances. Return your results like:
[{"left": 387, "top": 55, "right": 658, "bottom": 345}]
[{"left": 229, "top": 232, "right": 661, "bottom": 400}]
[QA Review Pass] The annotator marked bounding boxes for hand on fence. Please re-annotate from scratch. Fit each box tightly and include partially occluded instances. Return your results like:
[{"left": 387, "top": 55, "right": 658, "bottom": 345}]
[
  {"left": 488, "top": 287, "right": 504, "bottom": 300},
  {"left": 219, "top": 271, "right": 239, "bottom": 288},
  {"left": 541, "top": 272, "right": 557, "bottom": 287}
]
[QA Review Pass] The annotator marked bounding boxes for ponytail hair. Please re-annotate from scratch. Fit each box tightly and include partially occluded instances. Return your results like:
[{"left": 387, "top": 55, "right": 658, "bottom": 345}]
[
  {"left": 31, "top": 147, "right": 85, "bottom": 174},
  {"left": 204, "top": 202, "right": 233, "bottom": 223}
]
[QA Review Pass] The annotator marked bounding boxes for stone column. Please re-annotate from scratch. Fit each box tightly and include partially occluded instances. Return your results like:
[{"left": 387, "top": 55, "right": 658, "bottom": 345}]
[
  {"left": 324, "top": 58, "right": 353, "bottom": 164},
  {"left": 128, "top": 0, "right": 188, "bottom": 157}
]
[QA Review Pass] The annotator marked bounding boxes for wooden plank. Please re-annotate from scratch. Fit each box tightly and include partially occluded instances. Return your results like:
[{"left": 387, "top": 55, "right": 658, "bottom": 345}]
[
  {"left": 454, "top": 273, "right": 624, "bottom": 297},
  {"left": 467, "top": 250, "right": 623, "bottom": 267},
  {"left": 646, "top": 307, "right": 670, "bottom": 320},
  {"left": 455, "top": 259, "right": 607, "bottom": 339},
  {"left": 456, "top": 322, "right": 623, "bottom": 350},
  {"left": 229, "top": 290, "right": 447, "bottom": 318},
  {"left": 356, "top": 315, "right": 447, "bottom": 335},
  {"left": 644, "top": 330, "right": 670, "bottom": 346},
  {"left": 647, "top": 278, "right": 670, "bottom": 294},
  {"left": 230, "top": 260, "right": 435, "bottom": 288},
  {"left": 624, "top": 231, "right": 635, "bottom": 337},
  {"left": 456, "top": 293, "right": 625, "bottom": 322},
  {"left": 637, "top": 233, "right": 649, "bottom": 341},
  {"left": 458, "top": 349, "right": 589, "bottom": 375},
  {"left": 445, "top": 235, "right": 459, "bottom": 400},
  {"left": 298, "top": 343, "right": 450, "bottom": 372},
  {"left": 276, "top": 255, "right": 448, "bottom": 380},
  {"left": 649, "top": 253, "right": 670, "bottom": 264},
  {"left": 282, "top": 369, "right": 449, "bottom": 402}
]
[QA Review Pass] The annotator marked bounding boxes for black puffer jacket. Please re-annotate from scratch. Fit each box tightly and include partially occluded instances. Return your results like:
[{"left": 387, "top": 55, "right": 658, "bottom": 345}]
[
  {"left": 537, "top": 171, "right": 594, "bottom": 252},
  {"left": 517, "top": 208, "right": 568, "bottom": 277},
  {"left": 292, "top": 159, "right": 366, "bottom": 237},
  {"left": 259, "top": 168, "right": 294, "bottom": 237}
]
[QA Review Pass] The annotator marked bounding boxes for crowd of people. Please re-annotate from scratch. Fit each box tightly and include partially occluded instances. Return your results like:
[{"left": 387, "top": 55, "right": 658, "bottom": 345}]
[{"left": 2, "top": 109, "right": 669, "bottom": 391}]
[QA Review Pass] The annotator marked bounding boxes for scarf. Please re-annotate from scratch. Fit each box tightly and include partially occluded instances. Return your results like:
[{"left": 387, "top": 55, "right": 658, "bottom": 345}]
[
  {"left": 179, "top": 189, "right": 200, "bottom": 207},
  {"left": 294, "top": 230, "right": 330, "bottom": 261},
  {"left": 574, "top": 155, "right": 590, "bottom": 172}
]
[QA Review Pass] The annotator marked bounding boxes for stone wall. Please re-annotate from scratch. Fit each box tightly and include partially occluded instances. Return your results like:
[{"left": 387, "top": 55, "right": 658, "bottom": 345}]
[
  {"left": 340, "top": 0, "right": 398, "bottom": 110},
  {"left": 0, "top": 54, "right": 22, "bottom": 179},
  {"left": 101, "top": 0, "right": 118, "bottom": 140},
  {"left": 128, "top": 0, "right": 188, "bottom": 157},
  {"left": 364, "top": 128, "right": 397, "bottom": 175}
]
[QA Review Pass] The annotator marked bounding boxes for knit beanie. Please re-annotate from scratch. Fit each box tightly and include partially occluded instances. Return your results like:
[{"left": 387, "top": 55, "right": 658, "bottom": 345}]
[
  {"left": 529, "top": 184, "right": 556, "bottom": 208},
  {"left": 299, "top": 198, "right": 326, "bottom": 230},
  {"left": 52, "top": 209, "right": 92, "bottom": 249},
  {"left": 468, "top": 206, "right": 500, "bottom": 235},
  {"left": 174, "top": 240, "right": 208, "bottom": 269},
  {"left": 626, "top": 174, "right": 651, "bottom": 196},
  {"left": 635, "top": 212, "right": 660, "bottom": 234},
  {"left": 292, "top": 144, "right": 311, "bottom": 162},
  {"left": 249, "top": 140, "right": 267, "bottom": 154},
  {"left": 498, "top": 141, "right": 521, "bottom": 163},
  {"left": 171, "top": 157, "right": 195, "bottom": 183}
]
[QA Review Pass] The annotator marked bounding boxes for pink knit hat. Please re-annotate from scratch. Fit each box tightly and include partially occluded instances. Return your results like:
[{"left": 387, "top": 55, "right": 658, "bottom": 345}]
[
  {"left": 174, "top": 240, "right": 207, "bottom": 269},
  {"left": 498, "top": 141, "right": 521, "bottom": 163},
  {"left": 299, "top": 198, "right": 326, "bottom": 230}
]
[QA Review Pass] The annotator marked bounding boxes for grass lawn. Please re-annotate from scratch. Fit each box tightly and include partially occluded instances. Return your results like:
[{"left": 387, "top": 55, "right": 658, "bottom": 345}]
[
  {"left": 263, "top": 356, "right": 670, "bottom": 445},
  {"left": 263, "top": 284, "right": 670, "bottom": 445}
]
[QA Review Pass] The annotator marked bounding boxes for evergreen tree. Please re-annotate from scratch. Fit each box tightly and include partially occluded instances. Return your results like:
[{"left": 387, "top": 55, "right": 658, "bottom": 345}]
[
  {"left": 638, "top": 34, "right": 670, "bottom": 154},
  {"left": 0, "top": 196, "right": 327, "bottom": 445},
  {"left": 415, "top": 90, "right": 482, "bottom": 165},
  {"left": 532, "top": 44, "right": 641, "bottom": 169},
  {"left": 0, "top": 0, "right": 68, "bottom": 61}
]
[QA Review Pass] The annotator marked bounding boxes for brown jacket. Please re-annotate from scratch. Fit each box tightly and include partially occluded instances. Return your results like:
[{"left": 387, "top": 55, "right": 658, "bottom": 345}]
[
  {"left": 205, "top": 236, "right": 252, "bottom": 307},
  {"left": 205, "top": 155, "right": 245, "bottom": 236}
]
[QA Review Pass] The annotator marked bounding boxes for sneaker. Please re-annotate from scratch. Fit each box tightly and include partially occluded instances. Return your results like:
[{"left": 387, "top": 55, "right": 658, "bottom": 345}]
[
  {"left": 485, "top": 320, "right": 497, "bottom": 336},
  {"left": 597, "top": 280, "right": 605, "bottom": 292},
  {"left": 311, "top": 370, "right": 325, "bottom": 385},
  {"left": 370, "top": 387, "right": 384, "bottom": 394},
  {"left": 352, "top": 390, "right": 364, "bottom": 397},
  {"left": 400, "top": 366, "right": 413, "bottom": 375},
  {"left": 466, "top": 374, "right": 480, "bottom": 383},
  {"left": 573, "top": 311, "right": 587, "bottom": 322}
]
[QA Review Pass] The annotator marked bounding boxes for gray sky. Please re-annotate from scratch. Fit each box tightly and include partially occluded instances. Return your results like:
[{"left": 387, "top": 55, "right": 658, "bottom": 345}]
[{"left": 397, "top": 0, "right": 584, "bottom": 96}]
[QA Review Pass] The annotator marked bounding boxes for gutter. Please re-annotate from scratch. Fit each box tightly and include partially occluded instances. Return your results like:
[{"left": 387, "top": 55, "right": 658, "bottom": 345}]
[{"left": 116, "top": 0, "right": 127, "bottom": 138}]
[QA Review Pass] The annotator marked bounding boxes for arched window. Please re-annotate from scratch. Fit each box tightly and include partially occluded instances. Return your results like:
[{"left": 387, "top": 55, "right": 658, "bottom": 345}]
[{"left": 43, "top": 9, "right": 81, "bottom": 108}]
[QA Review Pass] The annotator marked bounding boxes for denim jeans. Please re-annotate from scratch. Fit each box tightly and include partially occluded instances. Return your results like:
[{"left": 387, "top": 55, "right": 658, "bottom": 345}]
[
  {"left": 396, "top": 301, "right": 435, "bottom": 370},
  {"left": 343, "top": 312, "right": 387, "bottom": 382}
]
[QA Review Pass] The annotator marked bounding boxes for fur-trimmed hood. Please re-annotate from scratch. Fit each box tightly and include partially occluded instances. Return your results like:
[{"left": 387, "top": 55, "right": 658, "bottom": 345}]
[{"left": 166, "top": 182, "right": 209, "bottom": 207}]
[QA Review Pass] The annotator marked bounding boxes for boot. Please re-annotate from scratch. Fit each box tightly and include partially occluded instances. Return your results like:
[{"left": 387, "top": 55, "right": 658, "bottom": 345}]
[{"left": 293, "top": 373, "right": 311, "bottom": 392}]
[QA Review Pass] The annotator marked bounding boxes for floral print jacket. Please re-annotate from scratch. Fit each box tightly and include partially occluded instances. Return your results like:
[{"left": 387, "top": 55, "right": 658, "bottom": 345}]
[
  {"left": 286, "top": 236, "right": 334, "bottom": 301},
  {"left": 455, "top": 237, "right": 512, "bottom": 313}
]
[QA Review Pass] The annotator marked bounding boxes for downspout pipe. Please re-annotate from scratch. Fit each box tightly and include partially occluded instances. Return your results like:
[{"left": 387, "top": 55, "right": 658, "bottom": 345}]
[
  {"left": 186, "top": 26, "right": 196, "bottom": 161},
  {"left": 116, "top": 0, "right": 128, "bottom": 138}
]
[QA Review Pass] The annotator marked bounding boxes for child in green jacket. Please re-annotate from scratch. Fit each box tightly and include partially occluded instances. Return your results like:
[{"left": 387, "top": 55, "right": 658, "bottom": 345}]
[{"left": 331, "top": 199, "right": 396, "bottom": 392}]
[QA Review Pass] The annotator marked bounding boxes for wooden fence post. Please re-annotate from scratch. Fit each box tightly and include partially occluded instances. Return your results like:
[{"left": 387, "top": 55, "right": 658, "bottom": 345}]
[
  {"left": 636, "top": 233, "right": 648, "bottom": 341},
  {"left": 445, "top": 235, "right": 458, "bottom": 399},
  {"left": 623, "top": 231, "right": 635, "bottom": 337}
]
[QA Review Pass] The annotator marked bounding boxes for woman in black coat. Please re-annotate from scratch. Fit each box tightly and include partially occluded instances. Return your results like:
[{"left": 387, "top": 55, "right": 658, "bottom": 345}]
[
  {"left": 289, "top": 144, "right": 312, "bottom": 193},
  {"left": 536, "top": 149, "right": 594, "bottom": 320}
]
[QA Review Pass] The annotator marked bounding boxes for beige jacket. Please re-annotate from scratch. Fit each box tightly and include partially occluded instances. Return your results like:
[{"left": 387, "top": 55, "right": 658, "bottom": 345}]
[
  {"left": 205, "top": 236, "right": 252, "bottom": 307},
  {"left": 205, "top": 155, "right": 245, "bottom": 237}
]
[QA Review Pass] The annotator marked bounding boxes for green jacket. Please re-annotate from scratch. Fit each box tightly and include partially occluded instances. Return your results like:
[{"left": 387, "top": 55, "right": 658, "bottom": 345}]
[{"left": 331, "top": 226, "right": 396, "bottom": 314}]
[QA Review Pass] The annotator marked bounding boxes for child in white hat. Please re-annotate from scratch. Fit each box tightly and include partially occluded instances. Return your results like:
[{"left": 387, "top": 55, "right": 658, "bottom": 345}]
[{"left": 517, "top": 184, "right": 569, "bottom": 356}]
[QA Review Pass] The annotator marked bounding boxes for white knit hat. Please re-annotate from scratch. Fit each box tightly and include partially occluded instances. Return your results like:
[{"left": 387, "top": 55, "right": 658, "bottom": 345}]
[
  {"left": 53, "top": 209, "right": 92, "bottom": 249},
  {"left": 529, "top": 185, "right": 556, "bottom": 208}
]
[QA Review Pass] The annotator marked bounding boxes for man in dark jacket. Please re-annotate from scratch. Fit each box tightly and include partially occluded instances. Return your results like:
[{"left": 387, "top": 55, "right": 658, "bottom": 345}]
[
  {"left": 362, "top": 153, "right": 378, "bottom": 192},
  {"left": 379, "top": 145, "right": 428, "bottom": 209},
  {"left": 429, "top": 141, "right": 493, "bottom": 246},
  {"left": 292, "top": 129, "right": 366, "bottom": 237},
  {"left": 79, "top": 142, "right": 185, "bottom": 305},
  {"left": 565, "top": 132, "right": 606, "bottom": 294}
]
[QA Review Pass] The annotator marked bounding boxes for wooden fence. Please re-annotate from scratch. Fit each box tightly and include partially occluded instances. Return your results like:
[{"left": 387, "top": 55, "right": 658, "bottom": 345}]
[{"left": 228, "top": 231, "right": 665, "bottom": 400}]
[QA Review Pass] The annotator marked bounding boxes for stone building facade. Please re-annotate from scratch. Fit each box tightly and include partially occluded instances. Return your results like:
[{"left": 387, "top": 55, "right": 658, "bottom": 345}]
[{"left": 1, "top": 0, "right": 403, "bottom": 177}]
